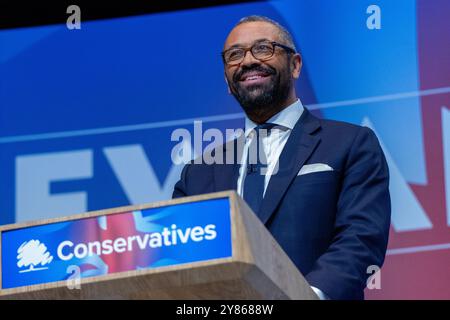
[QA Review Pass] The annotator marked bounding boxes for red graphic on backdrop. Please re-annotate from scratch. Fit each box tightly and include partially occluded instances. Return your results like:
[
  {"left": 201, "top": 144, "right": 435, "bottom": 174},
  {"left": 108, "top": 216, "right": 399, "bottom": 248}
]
[{"left": 366, "top": 0, "right": 450, "bottom": 300}]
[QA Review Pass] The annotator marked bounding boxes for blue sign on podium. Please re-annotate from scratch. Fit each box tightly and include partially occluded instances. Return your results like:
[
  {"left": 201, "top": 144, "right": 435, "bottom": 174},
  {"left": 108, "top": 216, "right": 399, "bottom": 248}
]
[{"left": 1, "top": 197, "right": 232, "bottom": 290}]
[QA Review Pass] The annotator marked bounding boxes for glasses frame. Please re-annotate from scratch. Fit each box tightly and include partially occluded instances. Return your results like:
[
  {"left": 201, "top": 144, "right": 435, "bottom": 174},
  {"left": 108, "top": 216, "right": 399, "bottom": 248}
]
[{"left": 221, "top": 40, "right": 296, "bottom": 66}]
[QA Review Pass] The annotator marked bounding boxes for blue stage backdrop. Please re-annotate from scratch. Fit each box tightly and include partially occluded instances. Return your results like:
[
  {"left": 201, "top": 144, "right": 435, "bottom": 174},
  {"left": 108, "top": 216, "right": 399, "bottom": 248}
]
[{"left": 1, "top": 0, "right": 449, "bottom": 299}]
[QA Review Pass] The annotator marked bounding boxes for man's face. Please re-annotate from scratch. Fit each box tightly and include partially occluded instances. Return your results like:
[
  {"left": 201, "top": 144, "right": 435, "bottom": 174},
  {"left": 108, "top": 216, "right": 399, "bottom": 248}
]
[{"left": 223, "top": 21, "right": 300, "bottom": 115}]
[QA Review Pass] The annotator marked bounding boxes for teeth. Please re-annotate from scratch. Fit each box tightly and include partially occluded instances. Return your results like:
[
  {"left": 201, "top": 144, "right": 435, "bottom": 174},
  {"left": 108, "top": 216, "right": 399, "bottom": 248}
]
[{"left": 246, "top": 75, "right": 261, "bottom": 80}]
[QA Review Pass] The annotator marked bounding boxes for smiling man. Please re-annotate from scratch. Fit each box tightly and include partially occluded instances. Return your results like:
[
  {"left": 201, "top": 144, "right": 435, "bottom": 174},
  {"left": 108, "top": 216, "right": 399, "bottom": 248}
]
[{"left": 173, "top": 15, "right": 391, "bottom": 300}]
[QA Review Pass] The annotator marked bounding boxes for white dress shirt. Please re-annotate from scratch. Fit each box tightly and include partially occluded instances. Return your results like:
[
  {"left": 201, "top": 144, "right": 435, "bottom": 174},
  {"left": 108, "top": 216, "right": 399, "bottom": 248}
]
[
  {"left": 236, "top": 99, "right": 303, "bottom": 196},
  {"left": 236, "top": 98, "right": 329, "bottom": 300}
]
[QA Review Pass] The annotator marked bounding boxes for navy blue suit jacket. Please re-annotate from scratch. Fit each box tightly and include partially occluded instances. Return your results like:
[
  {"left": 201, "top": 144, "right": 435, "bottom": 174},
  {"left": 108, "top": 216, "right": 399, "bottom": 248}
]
[{"left": 172, "top": 108, "right": 391, "bottom": 300}]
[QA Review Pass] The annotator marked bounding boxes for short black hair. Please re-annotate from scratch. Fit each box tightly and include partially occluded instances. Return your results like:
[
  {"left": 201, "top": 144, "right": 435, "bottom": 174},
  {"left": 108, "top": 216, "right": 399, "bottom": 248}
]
[{"left": 235, "top": 15, "right": 297, "bottom": 52}]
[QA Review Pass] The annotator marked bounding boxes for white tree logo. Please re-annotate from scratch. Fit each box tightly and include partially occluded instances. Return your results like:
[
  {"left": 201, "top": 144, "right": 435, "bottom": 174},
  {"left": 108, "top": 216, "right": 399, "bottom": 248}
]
[{"left": 17, "top": 240, "right": 53, "bottom": 273}]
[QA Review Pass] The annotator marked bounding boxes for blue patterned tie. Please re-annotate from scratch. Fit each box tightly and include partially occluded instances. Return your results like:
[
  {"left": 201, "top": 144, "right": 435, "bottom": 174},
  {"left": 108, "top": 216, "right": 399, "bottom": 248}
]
[{"left": 243, "top": 123, "right": 276, "bottom": 215}]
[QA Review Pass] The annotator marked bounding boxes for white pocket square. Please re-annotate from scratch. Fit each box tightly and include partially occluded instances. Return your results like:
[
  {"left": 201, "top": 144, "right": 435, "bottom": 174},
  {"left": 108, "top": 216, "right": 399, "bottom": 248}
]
[{"left": 297, "top": 163, "right": 333, "bottom": 176}]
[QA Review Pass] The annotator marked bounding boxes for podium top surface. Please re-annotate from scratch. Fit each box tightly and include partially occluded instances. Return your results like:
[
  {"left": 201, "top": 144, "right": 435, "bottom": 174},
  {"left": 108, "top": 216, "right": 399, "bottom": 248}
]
[{"left": 0, "top": 190, "right": 236, "bottom": 232}]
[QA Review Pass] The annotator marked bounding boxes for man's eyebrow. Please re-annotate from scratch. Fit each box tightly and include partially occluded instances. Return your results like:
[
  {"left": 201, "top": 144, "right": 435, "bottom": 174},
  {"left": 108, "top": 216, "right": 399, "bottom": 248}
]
[{"left": 225, "top": 38, "right": 271, "bottom": 50}]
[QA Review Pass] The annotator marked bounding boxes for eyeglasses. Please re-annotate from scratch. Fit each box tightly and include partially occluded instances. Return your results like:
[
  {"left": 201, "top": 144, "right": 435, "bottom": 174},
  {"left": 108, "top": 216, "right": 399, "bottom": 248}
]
[{"left": 222, "top": 40, "right": 296, "bottom": 66}]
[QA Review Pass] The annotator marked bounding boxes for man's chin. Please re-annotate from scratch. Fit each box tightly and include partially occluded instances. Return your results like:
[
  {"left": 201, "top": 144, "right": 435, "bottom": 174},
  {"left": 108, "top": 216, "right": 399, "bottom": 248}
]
[
  {"left": 243, "top": 90, "right": 266, "bottom": 101},
  {"left": 237, "top": 91, "right": 274, "bottom": 110},
  {"left": 236, "top": 84, "right": 270, "bottom": 99}
]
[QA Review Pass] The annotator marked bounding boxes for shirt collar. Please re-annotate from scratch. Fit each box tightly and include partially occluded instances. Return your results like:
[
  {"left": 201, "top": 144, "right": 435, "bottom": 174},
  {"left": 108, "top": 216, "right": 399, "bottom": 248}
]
[{"left": 244, "top": 98, "right": 304, "bottom": 138}]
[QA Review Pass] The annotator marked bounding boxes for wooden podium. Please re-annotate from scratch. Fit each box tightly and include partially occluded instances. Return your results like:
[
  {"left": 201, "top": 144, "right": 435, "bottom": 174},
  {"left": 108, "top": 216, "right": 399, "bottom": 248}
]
[{"left": 0, "top": 191, "right": 317, "bottom": 300}]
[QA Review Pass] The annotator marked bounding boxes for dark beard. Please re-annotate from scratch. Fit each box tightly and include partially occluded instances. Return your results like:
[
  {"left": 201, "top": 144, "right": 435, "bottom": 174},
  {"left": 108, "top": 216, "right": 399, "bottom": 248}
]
[{"left": 229, "top": 65, "right": 291, "bottom": 119}]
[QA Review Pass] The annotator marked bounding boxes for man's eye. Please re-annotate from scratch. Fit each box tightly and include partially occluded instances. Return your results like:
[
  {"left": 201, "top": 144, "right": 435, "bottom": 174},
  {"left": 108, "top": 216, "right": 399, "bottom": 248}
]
[
  {"left": 254, "top": 44, "right": 272, "bottom": 53},
  {"left": 227, "top": 50, "right": 243, "bottom": 61}
]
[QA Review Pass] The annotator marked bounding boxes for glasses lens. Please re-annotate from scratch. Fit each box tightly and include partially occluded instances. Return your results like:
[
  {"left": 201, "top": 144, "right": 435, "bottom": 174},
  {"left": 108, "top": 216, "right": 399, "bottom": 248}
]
[
  {"left": 224, "top": 49, "right": 244, "bottom": 64},
  {"left": 223, "top": 42, "right": 275, "bottom": 65},
  {"left": 252, "top": 42, "right": 274, "bottom": 60}
]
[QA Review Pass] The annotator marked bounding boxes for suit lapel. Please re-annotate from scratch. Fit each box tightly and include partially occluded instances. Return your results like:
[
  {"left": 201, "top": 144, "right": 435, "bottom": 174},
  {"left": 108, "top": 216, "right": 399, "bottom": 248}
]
[{"left": 257, "top": 108, "right": 322, "bottom": 225}]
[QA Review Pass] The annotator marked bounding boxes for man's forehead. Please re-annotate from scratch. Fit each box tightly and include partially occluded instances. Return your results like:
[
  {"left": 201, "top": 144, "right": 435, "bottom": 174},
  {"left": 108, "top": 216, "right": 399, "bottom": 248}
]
[{"left": 224, "top": 21, "right": 281, "bottom": 49}]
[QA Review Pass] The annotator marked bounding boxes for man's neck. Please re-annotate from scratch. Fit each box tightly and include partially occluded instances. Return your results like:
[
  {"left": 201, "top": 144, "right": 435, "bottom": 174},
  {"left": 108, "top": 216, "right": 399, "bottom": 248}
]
[{"left": 246, "top": 95, "right": 298, "bottom": 124}]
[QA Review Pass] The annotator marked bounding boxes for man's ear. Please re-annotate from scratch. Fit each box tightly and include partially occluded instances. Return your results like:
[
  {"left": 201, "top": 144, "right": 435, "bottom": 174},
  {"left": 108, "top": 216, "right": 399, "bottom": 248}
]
[
  {"left": 224, "top": 74, "right": 232, "bottom": 94},
  {"left": 291, "top": 53, "right": 302, "bottom": 79}
]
